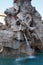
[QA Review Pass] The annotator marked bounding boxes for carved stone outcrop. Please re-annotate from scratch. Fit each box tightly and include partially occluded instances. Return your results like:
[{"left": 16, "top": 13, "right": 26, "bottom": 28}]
[{"left": 0, "top": 0, "right": 43, "bottom": 56}]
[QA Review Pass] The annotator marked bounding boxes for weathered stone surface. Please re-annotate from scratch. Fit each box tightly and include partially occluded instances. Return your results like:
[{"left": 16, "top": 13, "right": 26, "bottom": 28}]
[
  {"left": 0, "top": 30, "right": 14, "bottom": 42},
  {"left": 0, "top": 0, "right": 43, "bottom": 56}
]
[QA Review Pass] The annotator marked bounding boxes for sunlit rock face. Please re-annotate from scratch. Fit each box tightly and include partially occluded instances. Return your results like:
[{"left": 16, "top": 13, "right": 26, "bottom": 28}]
[{"left": 0, "top": 0, "right": 43, "bottom": 56}]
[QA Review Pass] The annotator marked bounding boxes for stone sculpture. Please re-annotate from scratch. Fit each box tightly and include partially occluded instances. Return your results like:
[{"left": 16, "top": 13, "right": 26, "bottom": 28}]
[{"left": 0, "top": 0, "right": 43, "bottom": 56}]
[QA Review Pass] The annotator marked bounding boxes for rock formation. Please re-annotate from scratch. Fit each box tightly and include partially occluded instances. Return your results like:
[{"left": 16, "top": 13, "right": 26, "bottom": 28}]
[{"left": 0, "top": 0, "right": 43, "bottom": 56}]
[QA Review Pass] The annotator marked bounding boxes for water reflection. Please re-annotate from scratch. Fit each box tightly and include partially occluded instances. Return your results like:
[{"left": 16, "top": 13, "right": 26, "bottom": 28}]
[{"left": 15, "top": 56, "right": 36, "bottom": 62}]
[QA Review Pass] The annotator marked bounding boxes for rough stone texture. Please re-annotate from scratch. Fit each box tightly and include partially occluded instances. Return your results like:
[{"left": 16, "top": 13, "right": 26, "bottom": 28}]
[{"left": 0, "top": 0, "right": 43, "bottom": 56}]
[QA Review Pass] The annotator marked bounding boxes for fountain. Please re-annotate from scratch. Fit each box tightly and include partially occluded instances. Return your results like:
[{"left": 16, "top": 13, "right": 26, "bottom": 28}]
[{"left": 0, "top": 0, "right": 43, "bottom": 56}]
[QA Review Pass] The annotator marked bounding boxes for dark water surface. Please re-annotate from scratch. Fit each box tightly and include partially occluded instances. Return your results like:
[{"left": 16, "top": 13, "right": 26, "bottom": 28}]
[{"left": 0, "top": 53, "right": 43, "bottom": 65}]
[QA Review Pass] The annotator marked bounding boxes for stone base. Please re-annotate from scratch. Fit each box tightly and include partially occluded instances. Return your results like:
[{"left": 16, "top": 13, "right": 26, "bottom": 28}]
[{"left": 0, "top": 44, "right": 34, "bottom": 57}]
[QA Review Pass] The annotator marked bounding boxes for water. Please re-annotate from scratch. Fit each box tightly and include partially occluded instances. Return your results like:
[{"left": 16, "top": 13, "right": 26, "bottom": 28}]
[{"left": 0, "top": 53, "right": 43, "bottom": 65}]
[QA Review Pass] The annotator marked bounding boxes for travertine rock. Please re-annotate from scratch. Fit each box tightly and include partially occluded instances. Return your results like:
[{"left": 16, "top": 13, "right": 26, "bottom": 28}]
[{"left": 0, "top": 0, "right": 43, "bottom": 56}]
